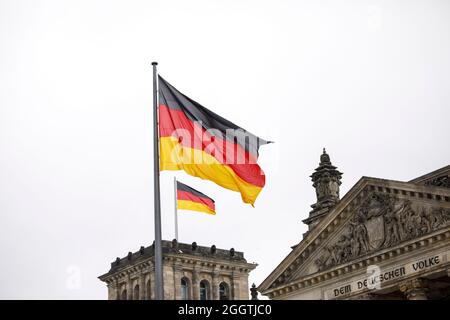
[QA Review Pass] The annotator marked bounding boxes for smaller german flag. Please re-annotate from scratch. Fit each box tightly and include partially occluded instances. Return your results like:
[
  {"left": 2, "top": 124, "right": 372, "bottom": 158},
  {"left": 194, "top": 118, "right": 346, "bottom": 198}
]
[{"left": 176, "top": 181, "right": 216, "bottom": 215}]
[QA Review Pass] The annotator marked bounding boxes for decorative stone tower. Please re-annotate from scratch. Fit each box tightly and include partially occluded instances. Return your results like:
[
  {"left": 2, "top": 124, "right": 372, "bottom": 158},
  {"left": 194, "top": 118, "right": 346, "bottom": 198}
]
[{"left": 303, "top": 148, "right": 343, "bottom": 231}]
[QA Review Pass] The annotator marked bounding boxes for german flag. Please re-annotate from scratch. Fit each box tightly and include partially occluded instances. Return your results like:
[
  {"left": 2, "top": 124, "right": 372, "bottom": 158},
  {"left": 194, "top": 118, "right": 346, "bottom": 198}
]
[
  {"left": 158, "top": 76, "right": 270, "bottom": 205},
  {"left": 177, "top": 181, "right": 216, "bottom": 215}
]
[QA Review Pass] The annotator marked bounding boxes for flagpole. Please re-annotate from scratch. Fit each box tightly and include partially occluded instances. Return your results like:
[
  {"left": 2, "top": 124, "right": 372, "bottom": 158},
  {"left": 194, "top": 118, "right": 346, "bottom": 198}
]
[
  {"left": 152, "top": 61, "right": 164, "bottom": 300},
  {"left": 174, "top": 176, "right": 179, "bottom": 242}
]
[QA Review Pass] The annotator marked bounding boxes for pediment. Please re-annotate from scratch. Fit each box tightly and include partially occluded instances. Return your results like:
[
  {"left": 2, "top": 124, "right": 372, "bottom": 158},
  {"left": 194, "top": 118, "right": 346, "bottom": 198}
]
[
  {"left": 258, "top": 176, "right": 450, "bottom": 294},
  {"left": 289, "top": 191, "right": 450, "bottom": 281}
]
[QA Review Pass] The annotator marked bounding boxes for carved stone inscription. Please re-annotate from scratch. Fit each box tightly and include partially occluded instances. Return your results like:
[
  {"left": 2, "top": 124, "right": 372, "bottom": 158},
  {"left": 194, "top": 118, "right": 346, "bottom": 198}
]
[
  {"left": 316, "top": 193, "right": 450, "bottom": 271},
  {"left": 325, "top": 250, "right": 448, "bottom": 299}
]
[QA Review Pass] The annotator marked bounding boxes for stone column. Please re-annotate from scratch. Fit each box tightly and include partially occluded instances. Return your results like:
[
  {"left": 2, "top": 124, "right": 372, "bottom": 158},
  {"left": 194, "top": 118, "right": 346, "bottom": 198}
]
[
  {"left": 107, "top": 282, "right": 114, "bottom": 300},
  {"left": 115, "top": 278, "right": 120, "bottom": 300},
  {"left": 139, "top": 271, "right": 146, "bottom": 300},
  {"left": 150, "top": 267, "right": 156, "bottom": 300},
  {"left": 163, "top": 262, "right": 174, "bottom": 300},
  {"left": 173, "top": 261, "right": 183, "bottom": 300},
  {"left": 192, "top": 266, "right": 200, "bottom": 300},
  {"left": 240, "top": 273, "right": 249, "bottom": 300},
  {"left": 231, "top": 271, "right": 241, "bottom": 300},
  {"left": 126, "top": 274, "right": 133, "bottom": 300},
  {"left": 211, "top": 268, "right": 219, "bottom": 300},
  {"left": 399, "top": 278, "right": 428, "bottom": 300}
]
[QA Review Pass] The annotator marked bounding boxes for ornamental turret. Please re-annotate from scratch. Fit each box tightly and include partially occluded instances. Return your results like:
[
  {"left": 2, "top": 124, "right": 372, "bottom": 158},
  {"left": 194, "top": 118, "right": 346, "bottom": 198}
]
[{"left": 303, "top": 148, "right": 343, "bottom": 231}]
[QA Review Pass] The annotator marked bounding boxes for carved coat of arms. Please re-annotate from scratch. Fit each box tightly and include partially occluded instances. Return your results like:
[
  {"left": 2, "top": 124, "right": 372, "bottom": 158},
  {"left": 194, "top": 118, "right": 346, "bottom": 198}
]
[{"left": 359, "top": 193, "right": 392, "bottom": 250}]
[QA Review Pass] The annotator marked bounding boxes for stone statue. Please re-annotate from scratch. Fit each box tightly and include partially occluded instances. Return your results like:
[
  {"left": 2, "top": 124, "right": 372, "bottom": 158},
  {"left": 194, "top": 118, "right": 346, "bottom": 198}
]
[{"left": 250, "top": 283, "right": 259, "bottom": 300}]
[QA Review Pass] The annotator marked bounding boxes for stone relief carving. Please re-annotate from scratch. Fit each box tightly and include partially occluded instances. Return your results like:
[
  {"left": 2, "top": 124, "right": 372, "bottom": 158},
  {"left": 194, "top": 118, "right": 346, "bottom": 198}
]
[
  {"left": 315, "top": 171, "right": 341, "bottom": 201},
  {"left": 315, "top": 193, "right": 450, "bottom": 271},
  {"left": 424, "top": 175, "right": 450, "bottom": 189}
]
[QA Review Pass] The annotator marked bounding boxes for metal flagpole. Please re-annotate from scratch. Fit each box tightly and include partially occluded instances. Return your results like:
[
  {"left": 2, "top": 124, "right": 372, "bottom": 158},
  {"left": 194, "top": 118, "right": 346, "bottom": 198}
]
[
  {"left": 152, "top": 61, "right": 164, "bottom": 300},
  {"left": 174, "top": 176, "right": 179, "bottom": 242}
]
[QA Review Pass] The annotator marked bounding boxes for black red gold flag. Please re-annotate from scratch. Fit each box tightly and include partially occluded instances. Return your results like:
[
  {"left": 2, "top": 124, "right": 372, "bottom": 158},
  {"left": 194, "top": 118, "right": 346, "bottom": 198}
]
[
  {"left": 176, "top": 181, "right": 215, "bottom": 215},
  {"left": 158, "top": 76, "right": 270, "bottom": 205}
]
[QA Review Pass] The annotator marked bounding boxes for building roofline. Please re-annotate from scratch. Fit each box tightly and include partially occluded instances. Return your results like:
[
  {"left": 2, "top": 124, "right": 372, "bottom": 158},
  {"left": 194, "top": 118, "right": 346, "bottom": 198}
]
[{"left": 99, "top": 240, "right": 254, "bottom": 281}]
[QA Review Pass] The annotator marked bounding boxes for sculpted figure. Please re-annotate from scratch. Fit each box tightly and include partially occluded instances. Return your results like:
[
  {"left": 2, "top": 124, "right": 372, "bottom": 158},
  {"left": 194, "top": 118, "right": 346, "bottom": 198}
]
[
  {"left": 348, "top": 224, "right": 358, "bottom": 258},
  {"left": 332, "top": 236, "right": 345, "bottom": 264},
  {"left": 314, "top": 196, "right": 450, "bottom": 273},
  {"left": 349, "top": 216, "right": 369, "bottom": 256},
  {"left": 397, "top": 200, "right": 418, "bottom": 240},
  {"left": 344, "top": 235, "right": 353, "bottom": 259},
  {"left": 430, "top": 208, "right": 443, "bottom": 229},
  {"left": 430, "top": 208, "right": 450, "bottom": 229},
  {"left": 314, "top": 258, "right": 323, "bottom": 271},
  {"left": 392, "top": 202, "right": 408, "bottom": 240},
  {"left": 332, "top": 242, "right": 343, "bottom": 264},
  {"left": 411, "top": 213, "right": 423, "bottom": 237},
  {"left": 383, "top": 208, "right": 401, "bottom": 247},
  {"left": 334, "top": 234, "right": 352, "bottom": 263},
  {"left": 402, "top": 212, "right": 413, "bottom": 239},
  {"left": 441, "top": 208, "right": 450, "bottom": 225},
  {"left": 315, "top": 248, "right": 333, "bottom": 271},
  {"left": 419, "top": 209, "right": 432, "bottom": 234},
  {"left": 328, "top": 245, "right": 339, "bottom": 266}
]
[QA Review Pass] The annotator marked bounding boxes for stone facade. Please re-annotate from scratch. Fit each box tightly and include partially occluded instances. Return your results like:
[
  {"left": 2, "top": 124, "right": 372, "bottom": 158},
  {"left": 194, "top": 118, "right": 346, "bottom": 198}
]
[
  {"left": 258, "top": 152, "right": 450, "bottom": 300},
  {"left": 99, "top": 240, "right": 256, "bottom": 300}
]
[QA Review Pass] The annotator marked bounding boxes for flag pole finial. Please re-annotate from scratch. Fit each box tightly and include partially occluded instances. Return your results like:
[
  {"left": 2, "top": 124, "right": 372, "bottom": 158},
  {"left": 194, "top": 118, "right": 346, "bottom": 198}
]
[{"left": 152, "top": 61, "right": 158, "bottom": 66}]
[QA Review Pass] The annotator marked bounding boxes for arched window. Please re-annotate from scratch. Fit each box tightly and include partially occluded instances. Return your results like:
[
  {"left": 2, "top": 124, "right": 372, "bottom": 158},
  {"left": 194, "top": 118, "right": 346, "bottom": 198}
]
[
  {"left": 219, "top": 282, "right": 230, "bottom": 300},
  {"left": 199, "top": 280, "right": 210, "bottom": 300},
  {"left": 146, "top": 280, "right": 151, "bottom": 300},
  {"left": 121, "top": 289, "right": 127, "bottom": 300},
  {"left": 134, "top": 284, "right": 140, "bottom": 300},
  {"left": 181, "top": 277, "right": 190, "bottom": 300}
]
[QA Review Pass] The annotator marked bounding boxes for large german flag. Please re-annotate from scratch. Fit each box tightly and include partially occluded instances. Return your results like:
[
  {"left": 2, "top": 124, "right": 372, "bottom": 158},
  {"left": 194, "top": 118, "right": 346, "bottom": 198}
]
[
  {"left": 158, "top": 76, "right": 270, "bottom": 205},
  {"left": 177, "top": 181, "right": 215, "bottom": 215}
]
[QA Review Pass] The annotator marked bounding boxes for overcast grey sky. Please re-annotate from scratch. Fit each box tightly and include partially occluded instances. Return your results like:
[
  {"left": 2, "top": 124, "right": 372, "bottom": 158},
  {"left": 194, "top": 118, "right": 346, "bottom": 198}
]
[{"left": 1, "top": 0, "right": 449, "bottom": 299}]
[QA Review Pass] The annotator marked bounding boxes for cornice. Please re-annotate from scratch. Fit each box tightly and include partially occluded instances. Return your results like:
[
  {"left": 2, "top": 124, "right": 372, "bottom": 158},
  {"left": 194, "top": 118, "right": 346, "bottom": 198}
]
[
  {"left": 99, "top": 253, "right": 257, "bottom": 284},
  {"left": 99, "top": 260, "right": 153, "bottom": 284}
]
